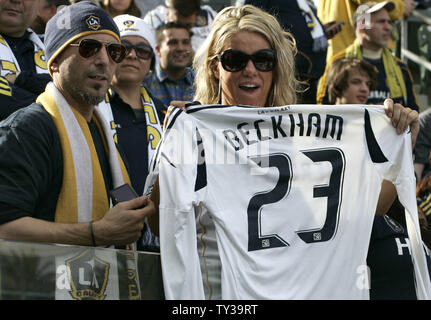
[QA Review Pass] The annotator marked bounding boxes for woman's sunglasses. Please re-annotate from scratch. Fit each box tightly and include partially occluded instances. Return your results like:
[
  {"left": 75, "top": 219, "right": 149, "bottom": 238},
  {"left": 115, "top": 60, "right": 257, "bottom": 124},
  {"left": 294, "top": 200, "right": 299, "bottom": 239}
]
[
  {"left": 219, "top": 49, "right": 276, "bottom": 72},
  {"left": 69, "top": 39, "right": 127, "bottom": 63},
  {"left": 121, "top": 40, "right": 154, "bottom": 60}
]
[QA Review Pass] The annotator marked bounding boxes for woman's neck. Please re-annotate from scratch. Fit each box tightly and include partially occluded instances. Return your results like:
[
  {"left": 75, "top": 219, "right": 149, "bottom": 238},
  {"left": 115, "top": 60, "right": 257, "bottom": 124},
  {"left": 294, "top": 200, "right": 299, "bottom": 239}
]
[{"left": 112, "top": 82, "right": 142, "bottom": 110}]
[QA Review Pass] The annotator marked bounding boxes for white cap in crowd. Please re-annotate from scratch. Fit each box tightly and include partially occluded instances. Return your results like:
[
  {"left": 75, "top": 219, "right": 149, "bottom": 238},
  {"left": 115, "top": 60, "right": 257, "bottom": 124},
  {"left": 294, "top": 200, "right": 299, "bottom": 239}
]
[{"left": 114, "top": 14, "right": 156, "bottom": 52}]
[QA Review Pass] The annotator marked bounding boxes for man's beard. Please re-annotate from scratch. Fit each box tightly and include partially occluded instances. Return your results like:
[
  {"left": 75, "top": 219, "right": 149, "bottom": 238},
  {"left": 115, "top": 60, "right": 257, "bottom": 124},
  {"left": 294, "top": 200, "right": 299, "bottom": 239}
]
[
  {"left": 65, "top": 64, "right": 108, "bottom": 106},
  {"left": 74, "top": 84, "right": 105, "bottom": 106},
  {"left": 65, "top": 78, "right": 106, "bottom": 107}
]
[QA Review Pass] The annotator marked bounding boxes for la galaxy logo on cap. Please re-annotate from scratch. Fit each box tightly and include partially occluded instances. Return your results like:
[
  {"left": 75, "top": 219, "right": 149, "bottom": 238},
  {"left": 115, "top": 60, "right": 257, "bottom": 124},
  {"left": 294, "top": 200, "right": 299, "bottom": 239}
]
[
  {"left": 123, "top": 20, "right": 135, "bottom": 28},
  {"left": 86, "top": 15, "right": 101, "bottom": 30}
]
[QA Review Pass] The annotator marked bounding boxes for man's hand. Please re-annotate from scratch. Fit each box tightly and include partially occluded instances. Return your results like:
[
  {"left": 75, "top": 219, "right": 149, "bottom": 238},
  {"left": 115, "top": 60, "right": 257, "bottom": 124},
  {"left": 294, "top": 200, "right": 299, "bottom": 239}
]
[
  {"left": 403, "top": 0, "right": 415, "bottom": 19},
  {"left": 163, "top": 100, "right": 190, "bottom": 130},
  {"left": 383, "top": 98, "right": 419, "bottom": 147},
  {"left": 93, "top": 196, "right": 155, "bottom": 246}
]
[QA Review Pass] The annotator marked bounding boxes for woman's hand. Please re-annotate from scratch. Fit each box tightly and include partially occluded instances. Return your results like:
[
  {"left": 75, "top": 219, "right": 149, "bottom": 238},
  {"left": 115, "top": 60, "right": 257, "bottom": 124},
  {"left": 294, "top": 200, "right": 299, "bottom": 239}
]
[
  {"left": 383, "top": 98, "right": 419, "bottom": 148},
  {"left": 163, "top": 101, "right": 190, "bottom": 130}
]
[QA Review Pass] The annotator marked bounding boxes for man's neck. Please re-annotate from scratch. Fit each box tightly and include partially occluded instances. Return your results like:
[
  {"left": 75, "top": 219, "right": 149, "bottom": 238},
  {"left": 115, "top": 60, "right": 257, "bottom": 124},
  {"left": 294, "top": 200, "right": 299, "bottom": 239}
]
[
  {"left": 0, "top": 28, "right": 27, "bottom": 38},
  {"left": 163, "top": 66, "right": 186, "bottom": 81},
  {"left": 361, "top": 46, "right": 383, "bottom": 60}
]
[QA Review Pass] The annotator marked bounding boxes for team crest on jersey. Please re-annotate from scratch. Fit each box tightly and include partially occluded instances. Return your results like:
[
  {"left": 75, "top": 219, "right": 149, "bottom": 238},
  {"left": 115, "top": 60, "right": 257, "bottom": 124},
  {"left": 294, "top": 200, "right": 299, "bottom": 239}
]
[
  {"left": 86, "top": 15, "right": 101, "bottom": 30},
  {"left": 66, "top": 249, "right": 110, "bottom": 300}
]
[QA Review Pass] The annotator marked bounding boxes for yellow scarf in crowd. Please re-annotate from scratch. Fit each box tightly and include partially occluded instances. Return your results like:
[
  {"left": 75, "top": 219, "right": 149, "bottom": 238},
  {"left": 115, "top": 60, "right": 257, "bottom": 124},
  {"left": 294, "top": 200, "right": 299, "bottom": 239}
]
[
  {"left": 345, "top": 39, "right": 407, "bottom": 100},
  {"left": 36, "top": 82, "right": 130, "bottom": 223}
]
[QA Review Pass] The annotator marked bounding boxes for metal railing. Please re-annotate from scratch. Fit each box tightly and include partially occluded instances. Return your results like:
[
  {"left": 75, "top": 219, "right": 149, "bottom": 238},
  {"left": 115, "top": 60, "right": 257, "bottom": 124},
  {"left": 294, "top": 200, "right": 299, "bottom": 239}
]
[{"left": 401, "top": 9, "right": 431, "bottom": 72}]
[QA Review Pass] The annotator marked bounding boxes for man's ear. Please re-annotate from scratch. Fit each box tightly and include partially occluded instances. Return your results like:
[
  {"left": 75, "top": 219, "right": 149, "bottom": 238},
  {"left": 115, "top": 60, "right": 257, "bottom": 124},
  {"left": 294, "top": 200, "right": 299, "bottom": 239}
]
[
  {"left": 155, "top": 45, "right": 161, "bottom": 58},
  {"left": 50, "top": 59, "right": 59, "bottom": 74},
  {"left": 47, "top": 5, "right": 57, "bottom": 19}
]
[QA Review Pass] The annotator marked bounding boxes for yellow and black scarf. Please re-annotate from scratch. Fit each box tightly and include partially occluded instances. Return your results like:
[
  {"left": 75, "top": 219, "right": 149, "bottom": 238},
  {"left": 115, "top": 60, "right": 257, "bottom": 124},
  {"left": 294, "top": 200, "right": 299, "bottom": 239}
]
[
  {"left": 36, "top": 82, "right": 130, "bottom": 223},
  {"left": 98, "top": 86, "right": 163, "bottom": 167},
  {"left": 0, "top": 30, "right": 48, "bottom": 77}
]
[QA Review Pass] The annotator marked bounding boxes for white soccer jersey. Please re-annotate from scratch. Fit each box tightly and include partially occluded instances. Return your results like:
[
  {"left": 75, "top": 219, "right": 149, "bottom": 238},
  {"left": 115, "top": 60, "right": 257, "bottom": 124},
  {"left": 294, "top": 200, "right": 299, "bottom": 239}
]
[{"left": 156, "top": 104, "right": 431, "bottom": 300}]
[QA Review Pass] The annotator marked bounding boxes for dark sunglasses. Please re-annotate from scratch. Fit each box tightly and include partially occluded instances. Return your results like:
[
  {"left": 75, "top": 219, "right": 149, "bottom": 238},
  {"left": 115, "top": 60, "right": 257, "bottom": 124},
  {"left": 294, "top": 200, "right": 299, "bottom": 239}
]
[
  {"left": 69, "top": 39, "right": 127, "bottom": 63},
  {"left": 121, "top": 40, "right": 154, "bottom": 60},
  {"left": 219, "top": 49, "right": 276, "bottom": 72}
]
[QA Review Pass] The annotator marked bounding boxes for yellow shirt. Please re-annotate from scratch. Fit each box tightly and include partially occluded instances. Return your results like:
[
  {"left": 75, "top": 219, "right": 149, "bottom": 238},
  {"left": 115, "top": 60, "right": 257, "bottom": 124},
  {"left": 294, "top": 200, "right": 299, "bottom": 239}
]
[{"left": 317, "top": 0, "right": 405, "bottom": 63}]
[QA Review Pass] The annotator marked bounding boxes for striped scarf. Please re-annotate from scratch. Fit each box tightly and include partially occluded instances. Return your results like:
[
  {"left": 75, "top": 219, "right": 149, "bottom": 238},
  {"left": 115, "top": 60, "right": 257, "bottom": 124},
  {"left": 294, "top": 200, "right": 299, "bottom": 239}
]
[
  {"left": 0, "top": 29, "right": 48, "bottom": 77},
  {"left": 36, "top": 82, "right": 130, "bottom": 223},
  {"left": 97, "top": 86, "right": 163, "bottom": 168}
]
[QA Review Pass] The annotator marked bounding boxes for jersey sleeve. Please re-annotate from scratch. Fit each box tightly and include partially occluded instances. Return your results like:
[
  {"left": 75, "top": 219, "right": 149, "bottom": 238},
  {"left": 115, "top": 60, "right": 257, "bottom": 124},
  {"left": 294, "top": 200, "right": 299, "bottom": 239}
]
[
  {"left": 158, "top": 108, "right": 207, "bottom": 299},
  {"left": 365, "top": 106, "right": 431, "bottom": 299}
]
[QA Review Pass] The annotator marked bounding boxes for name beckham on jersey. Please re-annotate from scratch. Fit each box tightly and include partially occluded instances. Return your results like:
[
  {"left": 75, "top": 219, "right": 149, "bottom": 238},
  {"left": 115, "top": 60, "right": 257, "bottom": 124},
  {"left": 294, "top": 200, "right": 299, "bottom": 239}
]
[
  {"left": 165, "top": 112, "right": 345, "bottom": 166},
  {"left": 223, "top": 112, "right": 344, "bottom": 152}
]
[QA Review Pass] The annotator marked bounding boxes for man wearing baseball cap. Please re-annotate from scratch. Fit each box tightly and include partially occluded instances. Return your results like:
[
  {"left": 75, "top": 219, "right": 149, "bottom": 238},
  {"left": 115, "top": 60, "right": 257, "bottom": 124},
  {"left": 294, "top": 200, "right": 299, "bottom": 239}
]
[
  {"left": 0, "top": 1, "right": 155, "bottom": 248},
  {"left": 317, "top": 1, "right": 419, "bottom": 112},
  {"left": 317, "top": 0, "right": 409, "bottom": 64}
]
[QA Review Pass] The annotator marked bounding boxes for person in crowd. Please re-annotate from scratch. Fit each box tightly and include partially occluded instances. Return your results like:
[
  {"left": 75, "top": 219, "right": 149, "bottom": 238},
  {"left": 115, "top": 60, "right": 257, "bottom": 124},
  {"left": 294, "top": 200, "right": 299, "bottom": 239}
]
[
  {"left": 327, "top": 58, "right": 378, "bottom": 105},
  {"left": 414, "top": 108, "right": 431, "bottom": 181},
  {"left": 239, "top": 0, "right": 339, "bottom": 104},
  {"left": 317, "top": 1, "right": 419, "bottom": 110},
  {"left": 30, "top": 0, "right": 70, "bottom": 37},
  {"left": 144, "top": 0, "right": 217, "bottom": 53},
  {"left": 0, "top": 1, "right": 154, "bottom": 247},
  {"left": 0, "top": 0, "right": 52, "bottom": 120},
  {"left": 98, "top": 14, "right": 164, "bottom": 249},
  {"left": 147, "top": 5, "right": 424, "bottom": 299},
  {"left": 317, "top": 0, "right": 410, "bottom": 64},
  {"left": 100, "top": 0, "right": 140, "bottom": 18},
  {"left": 327, "top": 57, "right": 430, "bottom": 300},
  {"left": 100, "top": 14, "right": 165, "bottom": 196},
  {"left": 144, "top": 22, "right": 194, "bottom": 107}
]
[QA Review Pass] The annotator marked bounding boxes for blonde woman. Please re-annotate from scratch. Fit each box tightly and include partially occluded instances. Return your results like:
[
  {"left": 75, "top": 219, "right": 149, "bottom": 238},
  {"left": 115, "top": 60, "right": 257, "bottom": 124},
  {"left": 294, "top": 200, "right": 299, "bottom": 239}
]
[
  {"left": 148, "top": 5, "right": 421, "bottom": 299},
  {"left": 193, "top": 4, "right": 299, "bottom": 107}
]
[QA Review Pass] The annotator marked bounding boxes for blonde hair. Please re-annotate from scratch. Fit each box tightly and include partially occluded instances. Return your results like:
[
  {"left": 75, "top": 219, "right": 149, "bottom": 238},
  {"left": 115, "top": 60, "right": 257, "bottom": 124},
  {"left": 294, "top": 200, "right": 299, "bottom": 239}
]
[{"left": 193, "top": 5, "right": 299, "bottom": 106}]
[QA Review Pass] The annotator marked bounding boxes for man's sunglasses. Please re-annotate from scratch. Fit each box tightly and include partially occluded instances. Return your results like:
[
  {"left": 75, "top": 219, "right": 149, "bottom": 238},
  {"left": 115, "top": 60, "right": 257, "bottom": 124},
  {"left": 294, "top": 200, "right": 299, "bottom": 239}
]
[
  {"left": 69, "top": 39, "right": 127, "bottom": 63},
  {"left": 219, "top": 49, "right": 276, "bottom": 72},
  {"left": 121, "top": 40, "right": 154, "bottom": 60}
]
